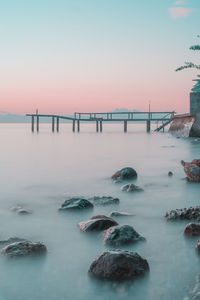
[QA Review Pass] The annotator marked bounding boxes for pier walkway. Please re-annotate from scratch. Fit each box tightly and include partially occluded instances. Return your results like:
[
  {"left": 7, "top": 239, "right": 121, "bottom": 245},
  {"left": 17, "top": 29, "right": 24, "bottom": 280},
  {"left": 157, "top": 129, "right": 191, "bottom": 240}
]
[{"left": 26, "top": 111, "right": 175, "bottom": 133}]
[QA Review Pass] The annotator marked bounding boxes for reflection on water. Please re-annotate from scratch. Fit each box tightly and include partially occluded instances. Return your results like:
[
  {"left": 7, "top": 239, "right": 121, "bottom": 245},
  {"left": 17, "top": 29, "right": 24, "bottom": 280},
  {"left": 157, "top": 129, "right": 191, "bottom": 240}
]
[{"left": 0, "top": 123, "right": 200, "bottom": 299}]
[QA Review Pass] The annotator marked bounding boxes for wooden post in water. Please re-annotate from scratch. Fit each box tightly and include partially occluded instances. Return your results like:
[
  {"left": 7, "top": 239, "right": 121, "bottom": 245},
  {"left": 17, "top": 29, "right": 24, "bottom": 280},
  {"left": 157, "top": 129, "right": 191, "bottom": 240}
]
[
  {"left": 124, "top": 120, "right": 127, "bottom": 132},
  {"left": 56, "top": 117, "right": 59, "bottom": 132},
  {"left": 100, "top": 121, "right": 102, "bottom": 132},
  {"left": 36, "top": 115, "right": 39, "bottom": 132},
  {"left": 146, "top": 120, "right": 151, "bottom": 132},
  {"left": 96, "top": 120, "right": 99, "bottom": 132},
  {"left": 31, "top": 116, "right": 34, "bottom": 132},
  {"left": 52, "top": 116, "right": 55, "bottom": 132},
  {"left": 77, "top": 120, "right": 80, "bottom": 132},
  {"left": 72, "top": 120, "right": 75, "bottom": 132}
]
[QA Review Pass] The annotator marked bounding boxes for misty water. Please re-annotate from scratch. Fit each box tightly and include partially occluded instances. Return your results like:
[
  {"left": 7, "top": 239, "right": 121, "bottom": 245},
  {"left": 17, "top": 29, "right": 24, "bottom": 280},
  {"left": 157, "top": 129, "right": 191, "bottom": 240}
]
[{"left": 0, "top": 123, "right": 200, "bottom": 300}]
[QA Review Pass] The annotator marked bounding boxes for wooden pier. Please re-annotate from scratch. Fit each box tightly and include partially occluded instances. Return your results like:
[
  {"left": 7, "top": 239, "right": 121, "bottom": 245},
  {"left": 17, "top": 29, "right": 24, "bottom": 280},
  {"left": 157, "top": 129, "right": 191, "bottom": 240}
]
[{"left": 26, "top": 111, "right": 175, "bottom": 133}]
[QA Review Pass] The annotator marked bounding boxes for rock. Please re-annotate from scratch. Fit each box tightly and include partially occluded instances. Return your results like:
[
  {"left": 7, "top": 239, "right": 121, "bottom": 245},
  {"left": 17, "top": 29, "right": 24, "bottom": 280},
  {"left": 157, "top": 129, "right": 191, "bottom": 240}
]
[
  {"left": 111, "top": 167, "right": 137, "bottom": 181},
  {"left": 104, "top": 225, "right": 145, "bottom": 246},
  {"left": 1, "top": 241, "right": 47, "bottom": 257},
  {"left": 181, "top": 160, "right": 200, "bottom": 182},
  {"left": 121, "top": 184, "right": 143, "bottom": 193},
  {"left": 114, "top": 179, "right": 123, "bottom": 184},
  {"left": 88, "top": 249, "right": 149, "bottom": 280},
  {"left": 196, "top": 240, "right": 200, "bottom": 252},
  {"left": 192, "top": 159, "right": 200, "bottom": 168},
  {"left": 17, "top": 209, "right": 32, "bottom": 215},
  {"left": 165, "top": 206, "right": 200, "bottom": 221},
  {"left": 89, "top": 196, "right": 119, "bottom": 206},
  {"left": 11, "top": 206, "right": 32, "bottom": 214},
  {"left": 78, "top": 215, "right": 118, "bottom": 232},
  {"left": 109, "top": 211, "right": 134, "bottom": 217},
  {"left": 0, "top": 237, "right": 27, "bottom": 246},
  {"left": 59, "top": 197, "right": 93, "bottom": 211},
  {"left": 168, "top": 171, "right": 173, "bottom": 177},
  {"left": 10, "top": 206, "right": 22, "bottom": 212},
  {"left": 184, "top": 223, "right": 200, "bottom": 236}
]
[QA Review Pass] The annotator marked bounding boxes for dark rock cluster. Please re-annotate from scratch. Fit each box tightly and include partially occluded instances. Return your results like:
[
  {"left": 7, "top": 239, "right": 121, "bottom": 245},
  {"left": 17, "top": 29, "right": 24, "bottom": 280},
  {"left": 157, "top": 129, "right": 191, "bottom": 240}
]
[{"left": 165, "top": 207, "right": 200, "bottom": 221}]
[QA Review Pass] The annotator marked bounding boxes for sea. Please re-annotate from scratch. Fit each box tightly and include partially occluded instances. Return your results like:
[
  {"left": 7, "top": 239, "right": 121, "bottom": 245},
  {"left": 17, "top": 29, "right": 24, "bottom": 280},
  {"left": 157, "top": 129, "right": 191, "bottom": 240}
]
[{"left": 0, "top": 123, "right": 200, "bottom": 300}]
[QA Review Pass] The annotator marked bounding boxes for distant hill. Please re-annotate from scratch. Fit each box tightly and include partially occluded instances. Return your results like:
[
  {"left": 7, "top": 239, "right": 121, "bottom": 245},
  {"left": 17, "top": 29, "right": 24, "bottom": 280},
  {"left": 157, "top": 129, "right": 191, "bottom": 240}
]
[{"left": 0, "top": 111, "right": 27, "bottom": 123}]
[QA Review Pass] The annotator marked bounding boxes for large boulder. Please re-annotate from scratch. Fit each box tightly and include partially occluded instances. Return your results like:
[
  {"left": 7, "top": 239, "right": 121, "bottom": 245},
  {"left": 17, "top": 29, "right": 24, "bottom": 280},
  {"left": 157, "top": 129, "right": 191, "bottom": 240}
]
[
  {"left": 78, "top": 215, "right": 118, "bottom": 232},
  {"left": 88, "top": 250, "right": 149, "bottom": 280},
  {"left": 111, "top": 167, "right": 137, "bottom": 181},
  {"left": 89, "top": 196, "right": 119, "bottom": 206},
  {"left": 121, "top": 184, "right": 143, "bottom": 193},
  {"left": 181, "top": 160, "right": 200, "bottom": 182},
  {"left": 59, "top": 197, "right": 93, "bottom": 211},
  {"left": 1, "top": 241, "right": 47, "bottom": 257},
  {"left": 184, "top": 223, "right": 200, "bottom": 236},
  {"left": 104, "top": 225, "right": 145, "bottom": 246},
  {"left": 165, "top": 207, "right": 200, "bottom": 221}
]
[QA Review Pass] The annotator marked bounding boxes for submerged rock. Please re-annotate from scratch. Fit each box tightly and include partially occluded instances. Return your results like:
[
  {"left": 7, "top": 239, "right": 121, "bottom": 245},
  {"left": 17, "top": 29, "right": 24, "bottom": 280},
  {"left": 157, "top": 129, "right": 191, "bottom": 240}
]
[
  {"left": 88, "top": 249, "right": 149, "bottom": 280},
  {"left": 181, "top": 160, "right": 200, "bottom": 182},
  {"left": 184, "top": 223, "right": 200, "bottom": 236},
  {"left": 89, "top": 196, "right": 119, "bottom": 206},
  {"left": 165, "top": 207, "right": 200, "bottom": 221},
  {"left": 111, "top": 167, "right": 137, "bottom": 181},
  {"left": 121, "top": 184, "right": 143, "bottom": 193},
  {"left": 196, "top": 240, "right": 200, "bottom": 252},
  {"left": 11, "top": 206, "right": 32, "bottom": 215},
  {"left": 183, "top": 274, "right": 200, "bottom": 300},
  {"left": 59, "top": 198, "right": 93, "bottom": 211},
  {"left": 78, "top": 215, "right": 118, "bottom": 232},
  {"left": 104, "top": 225, "right": 145, "bottom": 246},
  {"left": 109, "top": 211, "right": 134, "bottom": 217},
  {"left": 1, "top": 241, "right": 47, "bottom": 257}
]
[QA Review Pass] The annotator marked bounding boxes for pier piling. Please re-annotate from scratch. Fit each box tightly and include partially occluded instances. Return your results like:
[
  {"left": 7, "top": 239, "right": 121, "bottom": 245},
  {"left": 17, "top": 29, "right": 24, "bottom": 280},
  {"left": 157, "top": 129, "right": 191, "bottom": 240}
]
[
  {"left": 96, "top": 120, "right": 99, "bottom": 132},
  {"left": 100, "top": 121, "right": 102, "bottom": 132},
  {"left": 77, "top": 120, "right": 80, "bottom": 132},
  {"left": 31, "top": 116, "right": 34, "bottom": 132},
  {"left": 56, "top": 117, "right": 59, "bottom": 132},
  {"left": 124, "top": 120, "right": 127, "bottom": 132},
  {"left": 72, "top": 120, "right": 75, "bottom": 132},
  {"left": 36, "top": 116, "right": 39, "bottom": 132},
  {"left": 52, "top": 117, "right": 55, "bottom": 132},
  {"left": 146, "top": 120, "right": 151, "bottom": 132}
]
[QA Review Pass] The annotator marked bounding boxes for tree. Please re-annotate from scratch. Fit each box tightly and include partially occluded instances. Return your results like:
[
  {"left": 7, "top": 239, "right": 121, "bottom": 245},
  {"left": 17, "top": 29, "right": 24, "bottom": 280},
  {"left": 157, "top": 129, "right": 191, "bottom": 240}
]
[{"left": 175, "top": 36, "right": 200, "bottom": 92}]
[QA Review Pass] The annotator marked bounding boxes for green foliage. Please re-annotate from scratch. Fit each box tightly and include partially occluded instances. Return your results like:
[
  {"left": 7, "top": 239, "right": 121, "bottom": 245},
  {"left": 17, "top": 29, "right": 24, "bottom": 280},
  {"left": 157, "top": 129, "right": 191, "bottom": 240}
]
[{"left": 176, "top": 36, "right": 200, "bottom": 92}]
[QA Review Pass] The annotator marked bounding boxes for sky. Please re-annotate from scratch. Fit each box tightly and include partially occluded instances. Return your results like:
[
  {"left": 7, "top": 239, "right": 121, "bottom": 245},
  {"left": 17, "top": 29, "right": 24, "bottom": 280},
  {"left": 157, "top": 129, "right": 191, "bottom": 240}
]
[{"left": 0, "top": 0, "right": 200, "bottom": 115}]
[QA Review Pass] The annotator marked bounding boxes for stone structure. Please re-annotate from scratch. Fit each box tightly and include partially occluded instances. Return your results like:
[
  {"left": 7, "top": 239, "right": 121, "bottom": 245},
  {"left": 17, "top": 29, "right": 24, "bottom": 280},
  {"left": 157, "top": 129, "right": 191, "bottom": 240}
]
[
  {"left": 190, "top": 92, "right": 200, "bottom": 115},
  {"left": 169, "top": 92, "right": 200, "bottom": 137}
]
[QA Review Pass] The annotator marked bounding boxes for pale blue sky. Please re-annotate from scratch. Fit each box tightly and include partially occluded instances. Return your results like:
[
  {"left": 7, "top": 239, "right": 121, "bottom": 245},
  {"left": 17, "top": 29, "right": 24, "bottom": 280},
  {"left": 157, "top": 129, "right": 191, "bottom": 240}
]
[{"left": 0, "top": 0, "right": 199, "bottom": 113}]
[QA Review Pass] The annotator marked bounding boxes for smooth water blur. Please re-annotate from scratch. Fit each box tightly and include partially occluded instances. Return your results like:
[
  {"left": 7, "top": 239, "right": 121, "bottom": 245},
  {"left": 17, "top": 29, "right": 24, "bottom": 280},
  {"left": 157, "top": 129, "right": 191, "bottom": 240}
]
[{"left": 0, "top": 123, "right": 200, "bottom": 300}]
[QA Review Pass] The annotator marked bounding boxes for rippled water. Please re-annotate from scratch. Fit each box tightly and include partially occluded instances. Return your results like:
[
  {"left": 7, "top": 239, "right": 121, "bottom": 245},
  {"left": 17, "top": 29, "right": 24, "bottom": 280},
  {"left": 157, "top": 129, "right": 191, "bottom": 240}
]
[{"left": 0, "top": 123, "right": 200, "bottom": 300}]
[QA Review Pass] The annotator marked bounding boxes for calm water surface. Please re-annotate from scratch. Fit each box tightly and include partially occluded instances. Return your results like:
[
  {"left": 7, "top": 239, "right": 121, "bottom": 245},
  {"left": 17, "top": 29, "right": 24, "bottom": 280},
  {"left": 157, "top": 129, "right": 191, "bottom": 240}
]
[{"left": 0, "top": 123, "right": 200, "bottom": 300}]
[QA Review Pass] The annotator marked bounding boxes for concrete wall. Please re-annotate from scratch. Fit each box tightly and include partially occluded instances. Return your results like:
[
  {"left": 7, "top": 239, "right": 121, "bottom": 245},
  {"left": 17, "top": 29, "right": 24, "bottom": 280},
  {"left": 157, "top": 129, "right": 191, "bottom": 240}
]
[{"left": 190, "top": 92, "right": 200, "bottom": 115}]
